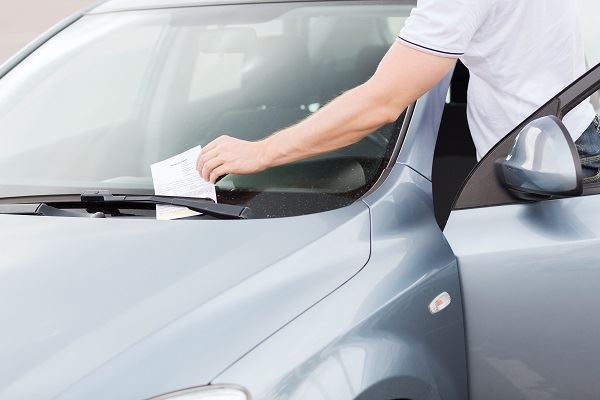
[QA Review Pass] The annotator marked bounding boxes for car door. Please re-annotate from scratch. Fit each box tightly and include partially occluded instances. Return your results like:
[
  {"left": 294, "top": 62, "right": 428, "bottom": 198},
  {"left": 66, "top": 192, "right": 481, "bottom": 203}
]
[{"left": 444, "top": 63, "right": 600, "bottom": 400}]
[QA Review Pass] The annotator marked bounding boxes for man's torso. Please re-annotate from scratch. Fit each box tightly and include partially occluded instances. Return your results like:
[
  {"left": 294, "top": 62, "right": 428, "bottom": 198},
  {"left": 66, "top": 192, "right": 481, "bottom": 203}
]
[{"left": 463, "top": 0, "right": 595, "bottom": 158}]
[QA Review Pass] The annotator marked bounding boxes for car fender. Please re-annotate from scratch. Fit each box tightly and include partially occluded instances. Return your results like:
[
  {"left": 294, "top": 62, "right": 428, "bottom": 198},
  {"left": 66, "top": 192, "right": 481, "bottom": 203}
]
[{"left": 214, "top": 165, "right": 468, "bottom": 400}]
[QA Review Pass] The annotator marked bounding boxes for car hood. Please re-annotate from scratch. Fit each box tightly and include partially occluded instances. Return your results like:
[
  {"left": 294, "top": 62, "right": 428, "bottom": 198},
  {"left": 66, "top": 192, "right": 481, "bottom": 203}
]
[{"left": 0, "top": 202, "right": 370, "bottom": 400}]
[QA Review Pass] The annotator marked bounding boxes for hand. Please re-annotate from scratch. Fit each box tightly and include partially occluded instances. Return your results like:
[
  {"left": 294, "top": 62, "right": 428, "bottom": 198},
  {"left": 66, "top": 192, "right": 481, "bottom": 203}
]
[{"left": 196, "top": 135, "right": 269, "bottom": 183}]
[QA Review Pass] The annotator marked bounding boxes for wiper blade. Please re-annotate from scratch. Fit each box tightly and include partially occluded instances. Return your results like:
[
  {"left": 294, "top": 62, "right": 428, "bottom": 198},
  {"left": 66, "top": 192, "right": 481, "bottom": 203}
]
[
  {"left": 0, "top": 203, "right": 105, "bottom": 218},
  {"left": 80, "top": 190, "right": 253, "bottom": 220}
]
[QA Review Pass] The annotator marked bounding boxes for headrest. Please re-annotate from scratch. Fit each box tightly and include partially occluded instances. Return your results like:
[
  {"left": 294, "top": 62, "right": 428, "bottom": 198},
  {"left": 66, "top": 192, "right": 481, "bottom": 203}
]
[{"left": 241, "top": 36, "right": 313, "bottom": 107}]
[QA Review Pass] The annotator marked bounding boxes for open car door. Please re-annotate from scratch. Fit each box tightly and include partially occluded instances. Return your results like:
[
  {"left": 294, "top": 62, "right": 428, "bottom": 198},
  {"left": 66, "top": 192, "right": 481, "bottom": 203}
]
[{"left": 444, "top": 64, "right": 600, "bottom": 400}]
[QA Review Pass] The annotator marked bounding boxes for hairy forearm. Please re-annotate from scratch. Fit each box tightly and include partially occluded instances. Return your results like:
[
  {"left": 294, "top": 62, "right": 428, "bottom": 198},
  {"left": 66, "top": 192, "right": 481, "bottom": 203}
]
[
  {"left": 260, "top": 82, "right": 406, "bottom": 168},
  {"left": 257, "top": 43, "right": 456, "bottom": 169},
  {"left": 196, "top": 43, "right": 456, "bottom": 183}
]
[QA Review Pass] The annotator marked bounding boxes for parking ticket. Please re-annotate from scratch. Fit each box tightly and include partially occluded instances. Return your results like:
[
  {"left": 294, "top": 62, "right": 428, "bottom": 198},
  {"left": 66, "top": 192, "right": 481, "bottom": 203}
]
[{"left": 150, "top": 145, "right": 217, "bottom": 220}]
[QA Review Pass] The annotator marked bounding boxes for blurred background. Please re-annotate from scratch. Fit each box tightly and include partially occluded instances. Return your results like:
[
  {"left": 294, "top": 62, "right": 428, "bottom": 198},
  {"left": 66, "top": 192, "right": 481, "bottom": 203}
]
[
  {"left": 0, "top": 0, "right": 599, "bottom": 66},
  {"left": 0, "top": 0, "right": 94, "bottom": 64}
]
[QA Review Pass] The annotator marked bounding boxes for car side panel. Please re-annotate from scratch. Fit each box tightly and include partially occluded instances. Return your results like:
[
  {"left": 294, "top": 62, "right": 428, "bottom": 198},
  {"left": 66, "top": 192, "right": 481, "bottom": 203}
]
[
  {"left": 214, "top": 166, "right": 468, "bottom": 400},
  {"left": 397, "top": 68, "right": 452, "bottom": 180},
  {"left": 445, "top": 195, "right": 600, "bottom": 400}
]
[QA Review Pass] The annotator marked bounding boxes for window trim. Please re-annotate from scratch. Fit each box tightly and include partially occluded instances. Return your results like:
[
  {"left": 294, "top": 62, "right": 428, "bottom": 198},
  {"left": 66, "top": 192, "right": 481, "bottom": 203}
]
[{"left": 361, "top": 104, "right": 415, "bottom": 198}]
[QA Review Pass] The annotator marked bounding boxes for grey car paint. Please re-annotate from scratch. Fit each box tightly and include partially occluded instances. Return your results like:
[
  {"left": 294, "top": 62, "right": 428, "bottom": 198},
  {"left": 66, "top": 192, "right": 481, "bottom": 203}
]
[
  {"left": 215, "top": 81, "right": 467, "bottom": 400},
  {"left": 0, "top": 2, "right": 469, "bottom": 396},
  {"left": 443, "top": 63, "right": 600, "bottom": 400},
  {"left": 0, "top": 69, "right": 465, "bottom": 400},
  {"left": 397, "top": 68, "right": 453, "bottom": 181},
  {"left": 3, "top": 0, "right": 598, "bottom": 399},
  {"left": 0, "top": 101, "right": 468, "bottom": 400},
  {"left": 216, "top": 165, "right": 467, "bottom": 400},
  {"left": 445, "top": 195, "right": 600, "bottom": 400},
  {"left": 0, "top": 203, "right": 371, "bottom": 399}
]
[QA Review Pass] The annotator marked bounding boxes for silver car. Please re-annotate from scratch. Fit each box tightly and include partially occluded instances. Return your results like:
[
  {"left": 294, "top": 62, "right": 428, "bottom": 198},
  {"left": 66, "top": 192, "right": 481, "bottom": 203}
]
[{"left": 1, "top": 1, "right": 599, "bottom": 399}]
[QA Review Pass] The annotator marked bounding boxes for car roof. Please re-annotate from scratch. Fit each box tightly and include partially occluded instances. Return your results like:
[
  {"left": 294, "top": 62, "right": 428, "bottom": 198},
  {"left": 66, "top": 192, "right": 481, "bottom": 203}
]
[{"left": 89, "top": 0, "right": 415, "bottom": 14}]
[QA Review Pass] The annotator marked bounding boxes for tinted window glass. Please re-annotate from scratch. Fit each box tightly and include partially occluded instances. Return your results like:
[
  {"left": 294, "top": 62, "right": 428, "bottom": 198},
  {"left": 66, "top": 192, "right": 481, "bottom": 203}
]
[{"left": 0, "top": 2, "right": 411, "bottom": 217}]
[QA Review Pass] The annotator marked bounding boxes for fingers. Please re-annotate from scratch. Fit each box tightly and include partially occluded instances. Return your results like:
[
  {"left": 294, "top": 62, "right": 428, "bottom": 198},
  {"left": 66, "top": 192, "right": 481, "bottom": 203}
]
[
  {"left": 195, "top": 135, "right": 262, "bottom": 183},
  {"left": 202, "top": 140, "right": 218, "bottom": 154},
  {"left": 196, "top": 135, "right": 230, "bottom": 171},
  {"left": 201, "top": 157, "right": 225, "bottom": 182},
  {"left": 209, "top": 165, "right": 228, "bottom": 184},
  {"left": 197, "top": 147, "right": 218, "bottom": 171}
]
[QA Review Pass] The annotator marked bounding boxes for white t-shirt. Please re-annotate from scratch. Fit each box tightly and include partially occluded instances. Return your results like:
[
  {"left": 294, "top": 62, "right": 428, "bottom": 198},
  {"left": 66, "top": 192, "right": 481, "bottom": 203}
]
[{"left": 399, "top": 0, "right": 597, "bottom": 159}]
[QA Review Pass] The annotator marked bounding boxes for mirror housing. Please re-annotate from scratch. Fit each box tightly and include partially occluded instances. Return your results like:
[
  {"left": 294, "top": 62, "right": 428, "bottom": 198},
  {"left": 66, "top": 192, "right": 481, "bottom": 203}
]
[{"left": 496, "top": 116, "right": 583, "bottom": 200}]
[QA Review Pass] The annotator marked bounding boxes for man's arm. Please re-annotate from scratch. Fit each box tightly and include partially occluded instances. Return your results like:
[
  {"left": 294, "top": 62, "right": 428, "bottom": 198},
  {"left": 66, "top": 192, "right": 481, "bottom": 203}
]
[{"left": 197, "top": 42, "right": 456, "bottom": 183}]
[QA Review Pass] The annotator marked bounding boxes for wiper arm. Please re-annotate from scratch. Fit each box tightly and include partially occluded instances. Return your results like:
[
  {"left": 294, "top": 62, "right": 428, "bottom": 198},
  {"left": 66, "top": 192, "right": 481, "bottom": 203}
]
[
  {"left": 81, "top": 190, "right": 253, "bottom": 220},
  {"left": 0, "top": 203, "right": 105, "bottom": 218}
]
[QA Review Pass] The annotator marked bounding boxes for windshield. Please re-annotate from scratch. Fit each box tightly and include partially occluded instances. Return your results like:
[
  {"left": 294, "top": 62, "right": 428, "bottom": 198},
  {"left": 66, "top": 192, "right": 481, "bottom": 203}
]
[{"left": 0, "top": 1, "right": 411, "bottom": 217}]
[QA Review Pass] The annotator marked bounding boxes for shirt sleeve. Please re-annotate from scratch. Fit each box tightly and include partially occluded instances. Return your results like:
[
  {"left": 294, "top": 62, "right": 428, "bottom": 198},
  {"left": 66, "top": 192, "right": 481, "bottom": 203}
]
[{"left": 398, "top": 0, "right": 494, "bottom": 58}]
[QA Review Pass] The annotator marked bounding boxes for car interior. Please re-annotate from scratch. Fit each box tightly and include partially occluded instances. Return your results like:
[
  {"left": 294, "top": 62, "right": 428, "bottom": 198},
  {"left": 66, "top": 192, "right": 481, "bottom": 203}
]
[
  {"left": 148, "top": 8, "right": 406, "bottom": 217},
  {"left": 432, "top": 62, "right": 477, "bottom": 229},
  {"left": 202, "top": 17, "right": 400, "bottom": 198},
  {"left": 207, "top": 34, "right": 382, "bottom": 195},
  {"left": 156, "top": 9, "right": 480, "bottom": 220}
]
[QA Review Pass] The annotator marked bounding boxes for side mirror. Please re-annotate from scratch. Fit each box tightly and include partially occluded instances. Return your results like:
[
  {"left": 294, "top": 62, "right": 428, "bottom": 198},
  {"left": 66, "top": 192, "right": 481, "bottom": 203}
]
[{"left": 497, "top": 116, "right": 583, "bottom": 200}]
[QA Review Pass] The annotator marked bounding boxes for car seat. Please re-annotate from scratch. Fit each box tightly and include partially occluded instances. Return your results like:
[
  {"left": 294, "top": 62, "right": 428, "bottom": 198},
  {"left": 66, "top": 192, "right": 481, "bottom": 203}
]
[{"left": 209, "top": 36, "right": 315, "bottom": 142}]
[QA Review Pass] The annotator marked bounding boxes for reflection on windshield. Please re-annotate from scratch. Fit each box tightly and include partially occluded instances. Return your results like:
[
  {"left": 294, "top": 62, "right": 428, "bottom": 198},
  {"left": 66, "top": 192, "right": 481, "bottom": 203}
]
[{"left": 0, "top": 2, "right": 410, "bottom": 216}]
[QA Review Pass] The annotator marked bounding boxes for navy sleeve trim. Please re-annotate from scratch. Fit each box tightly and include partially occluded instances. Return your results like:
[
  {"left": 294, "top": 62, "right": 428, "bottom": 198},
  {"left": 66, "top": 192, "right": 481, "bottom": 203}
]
[{"left": 397, "top": 36, "right": 464, "bottom": 56}]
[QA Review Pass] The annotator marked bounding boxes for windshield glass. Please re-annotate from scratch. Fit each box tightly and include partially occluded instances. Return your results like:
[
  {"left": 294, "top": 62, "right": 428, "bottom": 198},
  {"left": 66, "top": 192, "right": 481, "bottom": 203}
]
[{"left": 0, "top": 2, "right": 411, "bottom": 217}]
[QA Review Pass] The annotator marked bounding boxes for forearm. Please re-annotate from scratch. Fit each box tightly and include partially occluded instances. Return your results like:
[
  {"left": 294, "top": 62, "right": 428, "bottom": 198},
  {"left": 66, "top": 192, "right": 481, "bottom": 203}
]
[
  {"left": 197, "top": 43, "right": 456, "bottom": 183},
  {"left": 260, "top": 82, "right": 406, "bottom": 168},
  {"left": 257, "top": 43, "right": 456, "bottom": 169}
]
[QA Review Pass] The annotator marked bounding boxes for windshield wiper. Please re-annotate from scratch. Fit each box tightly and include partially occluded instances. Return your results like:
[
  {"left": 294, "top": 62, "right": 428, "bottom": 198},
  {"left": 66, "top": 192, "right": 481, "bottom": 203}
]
[
  {"left": 0, "top": 203, "right": 105, "bottom": 218},
  {"left": 80, "top": 190, "right": 253, "bottom": 220}
]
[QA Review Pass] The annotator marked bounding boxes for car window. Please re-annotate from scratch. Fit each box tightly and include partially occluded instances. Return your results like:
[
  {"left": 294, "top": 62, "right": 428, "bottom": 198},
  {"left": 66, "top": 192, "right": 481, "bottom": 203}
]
[
  {"left": 0, "top": 17, "right": 166, "bottom": 157},
  {"left": 0, "top": 2, "right": 413, "bottom": 218}
]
